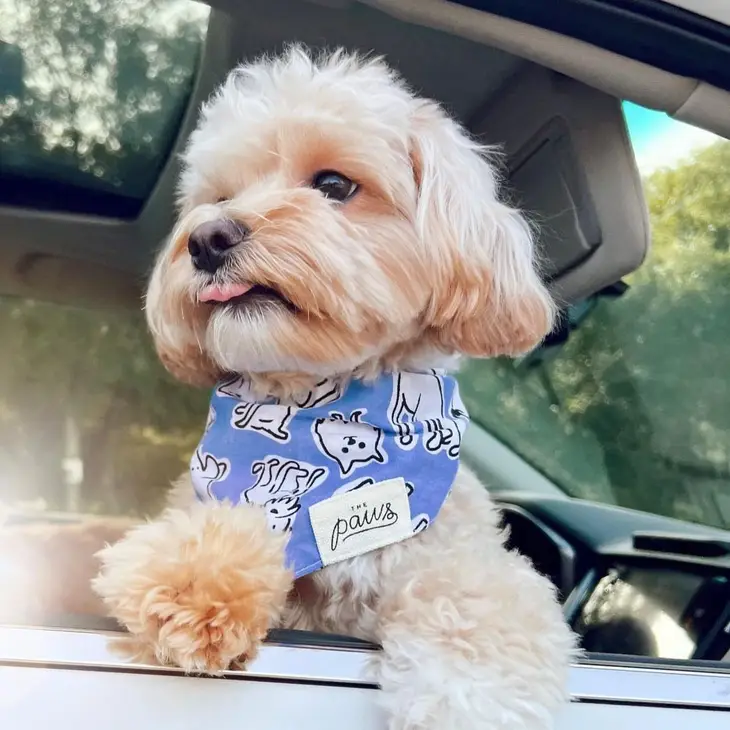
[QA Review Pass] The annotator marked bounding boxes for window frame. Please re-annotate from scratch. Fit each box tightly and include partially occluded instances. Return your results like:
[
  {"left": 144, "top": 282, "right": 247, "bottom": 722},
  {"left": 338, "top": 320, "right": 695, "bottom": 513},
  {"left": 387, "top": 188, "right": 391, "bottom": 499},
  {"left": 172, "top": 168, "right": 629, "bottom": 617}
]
[{"left": 0, "top": 624, "right": 729, "bottom": 725}]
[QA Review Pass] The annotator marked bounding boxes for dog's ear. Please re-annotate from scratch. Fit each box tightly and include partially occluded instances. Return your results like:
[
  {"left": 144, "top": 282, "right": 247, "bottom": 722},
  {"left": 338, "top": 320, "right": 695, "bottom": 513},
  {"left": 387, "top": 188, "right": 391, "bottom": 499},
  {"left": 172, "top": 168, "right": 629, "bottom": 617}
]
[
  {"left": 410, "top": 101, "right": 555, "bottom": 358},
  {"left": 145, "top": 250, "right": 222, "bottom": 388},
  {"left": 155, "top": 341, "right": 221, "bottom": 388}
]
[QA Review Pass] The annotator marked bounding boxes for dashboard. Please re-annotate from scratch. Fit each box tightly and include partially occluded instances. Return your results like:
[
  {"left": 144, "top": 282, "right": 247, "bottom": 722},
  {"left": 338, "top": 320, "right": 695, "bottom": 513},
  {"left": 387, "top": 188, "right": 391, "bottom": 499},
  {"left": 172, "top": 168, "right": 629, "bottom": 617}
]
[{"left": 495, "top": 495, "right": 730, "bottom": 662}]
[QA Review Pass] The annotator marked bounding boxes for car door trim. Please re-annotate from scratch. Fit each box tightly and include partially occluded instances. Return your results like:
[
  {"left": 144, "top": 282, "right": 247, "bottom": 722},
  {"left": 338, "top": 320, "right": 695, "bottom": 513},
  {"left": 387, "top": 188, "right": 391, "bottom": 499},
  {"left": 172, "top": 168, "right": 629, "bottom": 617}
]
[{"left": 2, "top": 625, "right": 729, "bottom": 707}]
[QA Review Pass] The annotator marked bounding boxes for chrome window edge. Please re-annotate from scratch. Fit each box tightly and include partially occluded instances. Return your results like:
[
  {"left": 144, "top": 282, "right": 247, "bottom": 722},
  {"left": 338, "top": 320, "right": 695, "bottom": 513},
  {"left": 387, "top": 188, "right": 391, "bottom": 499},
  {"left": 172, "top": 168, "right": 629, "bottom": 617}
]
[
  {"left": 1, "top": 626, "right": 729, "bottom": 707},
  {"left": 570, "top": 662, "right": 730, "bottom": 709},
  {"left": 0, "top": 625, "right": 378, "bottom": 688}
]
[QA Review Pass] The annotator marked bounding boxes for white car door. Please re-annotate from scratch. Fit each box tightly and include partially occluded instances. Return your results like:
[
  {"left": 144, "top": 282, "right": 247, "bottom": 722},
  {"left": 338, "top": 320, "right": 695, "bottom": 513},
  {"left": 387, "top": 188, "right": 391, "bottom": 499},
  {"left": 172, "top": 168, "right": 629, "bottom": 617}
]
[{"left": 1, "top": 625, "right": 729, "bottom": 729}]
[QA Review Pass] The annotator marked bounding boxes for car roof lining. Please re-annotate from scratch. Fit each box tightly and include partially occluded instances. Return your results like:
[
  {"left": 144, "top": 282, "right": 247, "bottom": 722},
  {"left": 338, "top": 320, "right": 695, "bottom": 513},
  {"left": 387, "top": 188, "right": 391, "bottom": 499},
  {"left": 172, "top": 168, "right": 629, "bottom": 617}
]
[{"left": 1, "top": 0, "right": 729, "bottom": 308}]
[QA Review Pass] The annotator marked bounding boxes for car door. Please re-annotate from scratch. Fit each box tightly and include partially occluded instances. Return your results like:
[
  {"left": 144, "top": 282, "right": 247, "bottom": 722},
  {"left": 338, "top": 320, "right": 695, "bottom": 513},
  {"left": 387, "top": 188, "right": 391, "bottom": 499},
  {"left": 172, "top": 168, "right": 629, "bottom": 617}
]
[{"left": 2, "top": 623, "right": 730, "bottom": 728}]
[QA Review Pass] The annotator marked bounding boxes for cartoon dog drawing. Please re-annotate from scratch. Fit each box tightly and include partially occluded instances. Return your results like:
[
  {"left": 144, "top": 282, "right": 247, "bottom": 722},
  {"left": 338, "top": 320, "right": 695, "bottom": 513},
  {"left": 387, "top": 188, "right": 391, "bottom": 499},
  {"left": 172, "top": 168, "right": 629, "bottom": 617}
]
[
  {"left": 389, "top": 372, "right": 467, "bottom": 458},
  {"left": 244, "top": 456, "right": 328, "bottom": 532},
  {"left": 245, "top": 456, "right": 328, "bottom": 504},
  {"left": 231, "top": 402, "right": 294, "bottom": 442},
  {"left": 190, "top": 448, "right": 230, "bottom": 499},
  {"left": 290, "top": 378, "right": 344, "bottom": 409},
  {"left": 389, "top": 371, "right": 447, "bottom": 450},
  {"left": 263, "top": 495, "right": 301, "bottom": 532},
  {"left": 312, "top": 409, "right": 387, "bottom": 476}
]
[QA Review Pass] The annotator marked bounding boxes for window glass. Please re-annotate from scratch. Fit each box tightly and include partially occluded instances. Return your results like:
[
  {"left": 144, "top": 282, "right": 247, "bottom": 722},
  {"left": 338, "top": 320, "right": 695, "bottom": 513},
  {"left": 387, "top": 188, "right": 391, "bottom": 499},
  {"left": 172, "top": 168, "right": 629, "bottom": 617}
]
[
  {"left": 459, "top": 103, "right": 730, "bottom": 530},
  {"left": 0, "top": 299, "right": 206, "bottom": 627},
  {"left": 0, "top": 0, "right": 210, "bottom": 217},
  {"left": 0, "top": 300, "right": 206, "bottom": 518}
]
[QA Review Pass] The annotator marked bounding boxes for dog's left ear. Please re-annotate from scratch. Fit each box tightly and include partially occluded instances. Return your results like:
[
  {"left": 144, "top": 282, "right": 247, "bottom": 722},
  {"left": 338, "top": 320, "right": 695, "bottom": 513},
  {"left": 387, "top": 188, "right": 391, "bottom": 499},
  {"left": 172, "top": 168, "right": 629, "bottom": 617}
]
[{"left": 410, "top": 101, "right": 555, "bottom": 358}]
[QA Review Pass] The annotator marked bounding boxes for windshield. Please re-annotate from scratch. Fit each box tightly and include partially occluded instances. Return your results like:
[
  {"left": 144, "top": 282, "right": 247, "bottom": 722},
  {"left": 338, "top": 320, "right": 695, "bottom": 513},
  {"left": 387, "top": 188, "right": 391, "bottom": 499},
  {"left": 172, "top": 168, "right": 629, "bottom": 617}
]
[{"left": 458, "top": 103, "right": 730, "bottom": 530}]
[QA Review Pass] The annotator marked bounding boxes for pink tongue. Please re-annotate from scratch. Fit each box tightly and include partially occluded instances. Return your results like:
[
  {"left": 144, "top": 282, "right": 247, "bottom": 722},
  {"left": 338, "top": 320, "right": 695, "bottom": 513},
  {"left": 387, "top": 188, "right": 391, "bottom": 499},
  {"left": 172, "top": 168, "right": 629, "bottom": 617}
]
[{"left": 198, "top": 282, "right": 253, "bottom": 303}]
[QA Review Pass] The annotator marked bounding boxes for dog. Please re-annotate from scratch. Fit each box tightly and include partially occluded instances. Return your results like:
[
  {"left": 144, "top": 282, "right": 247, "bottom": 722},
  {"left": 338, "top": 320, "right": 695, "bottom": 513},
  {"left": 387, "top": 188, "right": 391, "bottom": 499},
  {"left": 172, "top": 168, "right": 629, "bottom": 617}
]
[{"left": 93, "top": 46, "right": 575, "bottom": 730}]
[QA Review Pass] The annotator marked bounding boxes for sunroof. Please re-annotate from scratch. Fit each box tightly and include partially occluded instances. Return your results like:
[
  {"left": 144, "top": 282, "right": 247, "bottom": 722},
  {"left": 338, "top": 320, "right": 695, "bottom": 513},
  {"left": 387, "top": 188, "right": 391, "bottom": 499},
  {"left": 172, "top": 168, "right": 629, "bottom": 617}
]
[{"left": 0, "top": 0, "right": 210, "bottom": 219}]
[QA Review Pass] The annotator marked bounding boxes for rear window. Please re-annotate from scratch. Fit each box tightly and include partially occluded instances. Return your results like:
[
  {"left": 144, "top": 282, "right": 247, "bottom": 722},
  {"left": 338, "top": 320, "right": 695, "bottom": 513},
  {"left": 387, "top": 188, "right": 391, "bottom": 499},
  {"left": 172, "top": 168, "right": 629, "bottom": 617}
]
[{"left": 0, "top": 0, "right": 210, "bottom": 218}]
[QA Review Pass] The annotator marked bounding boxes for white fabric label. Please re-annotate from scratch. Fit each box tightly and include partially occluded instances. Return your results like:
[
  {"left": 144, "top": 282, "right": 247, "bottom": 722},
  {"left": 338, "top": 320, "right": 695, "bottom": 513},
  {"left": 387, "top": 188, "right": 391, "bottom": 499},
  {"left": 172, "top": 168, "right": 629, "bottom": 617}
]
[{"left": 309, "top": 477, "right": 412, "bottom": 566}]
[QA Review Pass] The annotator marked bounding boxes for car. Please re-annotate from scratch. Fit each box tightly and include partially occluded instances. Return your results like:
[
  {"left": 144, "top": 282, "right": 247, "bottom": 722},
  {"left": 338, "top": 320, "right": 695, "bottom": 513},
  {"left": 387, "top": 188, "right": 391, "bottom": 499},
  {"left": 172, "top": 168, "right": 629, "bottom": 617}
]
[{"left": 1, "top": 0, "right": 729, "bottom": 727}]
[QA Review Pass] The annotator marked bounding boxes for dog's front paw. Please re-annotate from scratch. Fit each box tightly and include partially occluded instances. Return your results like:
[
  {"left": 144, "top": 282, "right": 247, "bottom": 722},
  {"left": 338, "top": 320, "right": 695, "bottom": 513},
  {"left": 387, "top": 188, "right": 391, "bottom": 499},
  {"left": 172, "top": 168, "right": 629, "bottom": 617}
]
[{"left": 93, "top": 502, "right": 292, "bottom": 674}]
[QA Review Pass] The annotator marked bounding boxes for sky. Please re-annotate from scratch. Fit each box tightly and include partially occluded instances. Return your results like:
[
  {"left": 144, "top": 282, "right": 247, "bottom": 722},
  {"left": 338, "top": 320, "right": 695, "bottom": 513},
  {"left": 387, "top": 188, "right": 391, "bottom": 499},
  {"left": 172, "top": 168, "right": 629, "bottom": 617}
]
[{"left": 623, "top": 101, "right": 718, "bottom": 175}]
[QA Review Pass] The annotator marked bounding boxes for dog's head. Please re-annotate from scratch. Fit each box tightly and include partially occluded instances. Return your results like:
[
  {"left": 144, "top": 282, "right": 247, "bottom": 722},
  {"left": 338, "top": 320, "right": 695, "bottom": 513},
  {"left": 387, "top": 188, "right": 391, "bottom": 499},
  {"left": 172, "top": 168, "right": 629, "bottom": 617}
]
[{"left": 146, "top": 47, "right": 555, "bottom": 386}]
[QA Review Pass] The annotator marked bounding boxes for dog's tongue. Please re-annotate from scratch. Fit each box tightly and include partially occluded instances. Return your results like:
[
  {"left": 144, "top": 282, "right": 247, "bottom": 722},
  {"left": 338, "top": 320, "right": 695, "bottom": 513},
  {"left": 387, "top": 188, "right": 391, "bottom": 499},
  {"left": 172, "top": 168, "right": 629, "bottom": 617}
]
[{"left": 198, "top": 282, "right": 253, "bottom": 303}]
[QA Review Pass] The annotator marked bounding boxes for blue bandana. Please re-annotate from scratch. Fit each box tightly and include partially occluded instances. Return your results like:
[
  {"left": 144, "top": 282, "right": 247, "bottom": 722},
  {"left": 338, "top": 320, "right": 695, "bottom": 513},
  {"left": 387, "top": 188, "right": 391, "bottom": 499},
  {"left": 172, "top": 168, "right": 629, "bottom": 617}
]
[{"left": 191, "top": 371, "right": 469, "bottom": 578}]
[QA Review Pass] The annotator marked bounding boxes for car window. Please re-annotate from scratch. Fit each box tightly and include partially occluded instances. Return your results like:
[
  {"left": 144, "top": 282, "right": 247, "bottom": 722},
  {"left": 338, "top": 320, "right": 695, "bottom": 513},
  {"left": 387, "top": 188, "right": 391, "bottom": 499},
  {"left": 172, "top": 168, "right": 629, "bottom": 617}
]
[
  {"left": 459, "top": 103, "right": 730, "bottom": 530},
  {"left": 0, "top": 300, "right": 206, "bottom": 519},
  {"left": 0, "top": 297, "right": 208, "bottom": 627},
  {"left": 0, "top": 0, "right": 211, "bottom": 629},
  {"left": 0, "top": 0, "right": 210, "bottom": 217}
]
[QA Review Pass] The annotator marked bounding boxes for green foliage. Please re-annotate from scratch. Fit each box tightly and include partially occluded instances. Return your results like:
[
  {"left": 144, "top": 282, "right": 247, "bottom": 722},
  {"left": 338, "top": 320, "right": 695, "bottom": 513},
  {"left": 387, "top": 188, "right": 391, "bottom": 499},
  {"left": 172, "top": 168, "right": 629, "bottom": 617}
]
[
  {"left": 0, "top": 0, "right": 208, "bottom": 196},
  {"left": 460, "top": 139, "right": 730, "bottom": 529},
  {"left": 0, "top": 299, "right": 207, "bottom": 515}
]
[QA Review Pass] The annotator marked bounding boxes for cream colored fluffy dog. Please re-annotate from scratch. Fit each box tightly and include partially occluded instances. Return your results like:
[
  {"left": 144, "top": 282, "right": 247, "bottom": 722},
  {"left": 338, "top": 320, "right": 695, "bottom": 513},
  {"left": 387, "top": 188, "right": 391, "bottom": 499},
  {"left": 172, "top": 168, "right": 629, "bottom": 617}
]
[{"left": 94, "top": 47, "right": 575, "bottom": 730}]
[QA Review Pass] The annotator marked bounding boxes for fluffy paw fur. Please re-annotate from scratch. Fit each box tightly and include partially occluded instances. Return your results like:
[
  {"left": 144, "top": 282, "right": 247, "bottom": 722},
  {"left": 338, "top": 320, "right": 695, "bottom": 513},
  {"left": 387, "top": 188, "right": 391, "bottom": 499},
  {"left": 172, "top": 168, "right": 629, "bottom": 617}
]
[{"left": 93, "top": 502, "right": 292, "bottom": 673}]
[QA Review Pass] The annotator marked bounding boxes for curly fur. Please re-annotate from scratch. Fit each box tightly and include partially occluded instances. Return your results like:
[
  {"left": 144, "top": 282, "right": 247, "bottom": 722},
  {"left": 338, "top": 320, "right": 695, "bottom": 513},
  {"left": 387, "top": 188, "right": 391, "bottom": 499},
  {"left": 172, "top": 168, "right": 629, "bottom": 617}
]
[{"left": 94, "top": 46, "right": 576, "bottom": 729}]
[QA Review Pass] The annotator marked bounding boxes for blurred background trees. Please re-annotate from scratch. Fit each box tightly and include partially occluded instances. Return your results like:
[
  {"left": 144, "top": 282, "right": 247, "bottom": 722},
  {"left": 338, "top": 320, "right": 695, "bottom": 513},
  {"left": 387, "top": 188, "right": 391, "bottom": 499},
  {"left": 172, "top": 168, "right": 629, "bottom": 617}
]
[
  {"left": 0, "top": 0, "right": 208, "bottom": 206},
  {"left": 0, "top": 0, "right": 209, "bottom": 516},
  {"left": 461, "top": 139, "right": 730, "bottom": 530}
]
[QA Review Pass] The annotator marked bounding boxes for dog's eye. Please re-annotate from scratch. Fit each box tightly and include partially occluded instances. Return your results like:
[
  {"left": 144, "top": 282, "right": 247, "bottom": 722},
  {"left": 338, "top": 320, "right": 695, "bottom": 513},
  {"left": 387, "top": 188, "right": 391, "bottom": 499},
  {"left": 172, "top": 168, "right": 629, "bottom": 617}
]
[
  {"left": 216, "top": 197, "right": 229, "bottom": 204},
  {"left": 311, "top": 171, "right": 358, "bottom": 202}
]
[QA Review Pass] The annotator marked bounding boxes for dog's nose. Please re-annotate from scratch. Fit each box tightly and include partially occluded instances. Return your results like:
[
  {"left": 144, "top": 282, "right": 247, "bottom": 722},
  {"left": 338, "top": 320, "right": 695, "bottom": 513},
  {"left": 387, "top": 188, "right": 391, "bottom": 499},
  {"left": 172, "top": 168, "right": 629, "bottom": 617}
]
[{"left": 188, "top": 219, "right": 250, "bottom": 273}]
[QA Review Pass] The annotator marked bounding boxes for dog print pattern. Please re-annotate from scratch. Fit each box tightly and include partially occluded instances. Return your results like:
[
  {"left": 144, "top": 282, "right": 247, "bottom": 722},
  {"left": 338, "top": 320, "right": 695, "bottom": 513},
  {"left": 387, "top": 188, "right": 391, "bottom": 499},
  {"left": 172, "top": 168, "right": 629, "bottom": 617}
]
[
  {"left": 194, "top": 371, "right": 468, "bottom": 577},
  {"left": 388, "top": 370, "right": 465, "bottom": 458},
  {"left": 245, "top": 456, "right": 328, "bottom": 501},
  {"left": 190, "top": 447, "right": 230, "bottom": 500},
  {"left": 232, "top": 402, "right": 295, "bottom": 442},
  {"left": 312, "top": 409, "right": 387, "bottom": 476},
  {"left": 291, "top": 378, "right": 344, "bottom": 409}
]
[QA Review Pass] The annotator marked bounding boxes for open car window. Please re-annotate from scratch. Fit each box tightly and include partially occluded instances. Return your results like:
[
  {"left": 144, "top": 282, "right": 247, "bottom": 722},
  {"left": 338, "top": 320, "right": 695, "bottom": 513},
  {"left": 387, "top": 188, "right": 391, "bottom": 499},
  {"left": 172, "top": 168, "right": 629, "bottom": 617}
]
[
  {"left": 459, "top": 105, "right": 730, "bottom": 531},
  {"left": 0, "top": 0, "right": 212, "bottom": 628},
  {"left": 0, "top": 302, "right": 205, "bottom": 518}
]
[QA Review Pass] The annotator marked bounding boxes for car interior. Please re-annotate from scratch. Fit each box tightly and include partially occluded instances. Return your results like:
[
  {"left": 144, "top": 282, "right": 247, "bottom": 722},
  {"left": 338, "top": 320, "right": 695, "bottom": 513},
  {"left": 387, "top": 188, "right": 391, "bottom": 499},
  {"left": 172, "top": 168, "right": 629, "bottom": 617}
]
[{"left": 2, "top": 0, "right": 730, "bottom": 667}]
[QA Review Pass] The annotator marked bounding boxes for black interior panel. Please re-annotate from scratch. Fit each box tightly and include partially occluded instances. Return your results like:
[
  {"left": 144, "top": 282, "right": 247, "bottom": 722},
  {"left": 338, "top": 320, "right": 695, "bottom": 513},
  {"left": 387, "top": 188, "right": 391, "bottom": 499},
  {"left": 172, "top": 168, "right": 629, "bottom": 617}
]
[{"left": 455, "top": 0, "right": 730, "bottom": 92}]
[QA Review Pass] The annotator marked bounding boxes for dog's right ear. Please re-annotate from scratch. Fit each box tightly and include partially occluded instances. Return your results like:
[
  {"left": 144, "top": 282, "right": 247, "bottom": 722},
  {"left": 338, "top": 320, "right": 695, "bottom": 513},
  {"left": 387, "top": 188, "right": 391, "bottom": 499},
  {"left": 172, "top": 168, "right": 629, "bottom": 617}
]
[
  {"left": 145, "top": 247, "right": 222, "bottom": 388},
  {"left": 409, "top": 101, "right": 556, "bottom": 358}
]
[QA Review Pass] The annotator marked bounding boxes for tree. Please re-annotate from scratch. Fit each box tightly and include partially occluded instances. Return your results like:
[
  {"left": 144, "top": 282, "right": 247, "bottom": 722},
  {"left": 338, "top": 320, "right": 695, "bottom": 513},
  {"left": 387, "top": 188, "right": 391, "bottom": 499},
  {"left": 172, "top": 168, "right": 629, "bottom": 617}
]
[{"left": 0, "top": 0, "right": 209, "bottom": 200}]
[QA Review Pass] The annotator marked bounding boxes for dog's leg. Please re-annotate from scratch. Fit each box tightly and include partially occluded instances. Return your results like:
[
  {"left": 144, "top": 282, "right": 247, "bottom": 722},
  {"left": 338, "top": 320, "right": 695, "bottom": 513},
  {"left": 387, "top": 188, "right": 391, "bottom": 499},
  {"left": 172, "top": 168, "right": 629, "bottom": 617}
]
[
  {"left": 372, "top": 469, "right": 576, "bottom": 730},
  {"left": 93, "top": 497, "right": 292, "bottom": 673}
]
